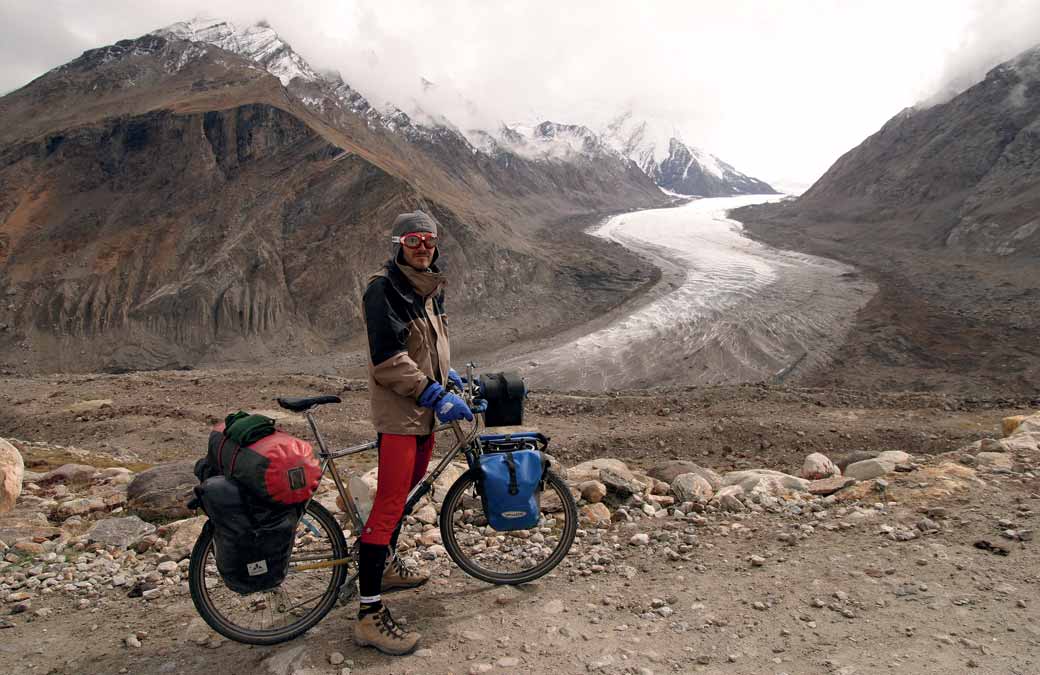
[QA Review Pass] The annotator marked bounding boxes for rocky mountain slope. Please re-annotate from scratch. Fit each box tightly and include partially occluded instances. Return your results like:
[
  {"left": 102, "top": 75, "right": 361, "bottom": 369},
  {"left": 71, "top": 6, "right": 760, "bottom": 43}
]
[
  {"left": 754, "top": 44, "right": 1040, "bottom": 258},
  {"left": 0, "top": 20, "right": 668, "bottom": 373},
  {"left": 732, "top": 43, "right": 1040, "bottom": 396},
  {"left": 602, "top": 111, "right": 777, "bottom": 197}
]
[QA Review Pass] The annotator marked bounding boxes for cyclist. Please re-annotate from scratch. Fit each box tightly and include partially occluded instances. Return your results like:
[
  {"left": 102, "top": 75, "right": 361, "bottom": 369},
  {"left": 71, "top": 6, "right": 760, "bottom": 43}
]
[{"left": 355, "top": 210, "right": 473, "bottom": 655}]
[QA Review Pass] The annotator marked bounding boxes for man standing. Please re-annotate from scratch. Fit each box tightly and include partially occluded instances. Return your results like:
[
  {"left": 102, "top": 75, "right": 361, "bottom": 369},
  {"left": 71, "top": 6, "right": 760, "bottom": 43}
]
[{"left": 355, "top": 210, "right": 473, "bottom": 655}]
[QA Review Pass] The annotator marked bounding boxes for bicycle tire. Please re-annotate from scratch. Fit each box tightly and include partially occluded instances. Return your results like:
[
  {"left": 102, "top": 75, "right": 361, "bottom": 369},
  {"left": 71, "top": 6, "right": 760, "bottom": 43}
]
[
  {"left": 439, "top": 468, "right": 577, "bottom": 585},
  {"left": 188, "top": 500, "right": 348, "bottom": 645}
]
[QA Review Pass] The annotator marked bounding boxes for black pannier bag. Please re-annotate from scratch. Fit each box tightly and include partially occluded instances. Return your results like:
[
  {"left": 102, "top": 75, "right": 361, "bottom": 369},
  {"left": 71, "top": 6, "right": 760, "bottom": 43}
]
[
  {"left": 194, "top": 476, "right": 301, "bottom": 595},
  {"left": 478, "top": 371, "right": 527, "bottom": 427}
]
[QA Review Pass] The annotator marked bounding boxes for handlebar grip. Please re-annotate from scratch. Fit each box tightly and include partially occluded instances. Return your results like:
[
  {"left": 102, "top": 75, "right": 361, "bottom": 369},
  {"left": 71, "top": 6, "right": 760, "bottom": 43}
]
[{"left": 469, "top": 398, "right": 488, "bottom": 414}]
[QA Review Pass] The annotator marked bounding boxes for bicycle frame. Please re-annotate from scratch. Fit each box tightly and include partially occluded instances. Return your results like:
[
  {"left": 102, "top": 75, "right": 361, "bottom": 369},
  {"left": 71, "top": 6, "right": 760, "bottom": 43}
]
[{"left": 291, "top": 406, "right": 486, "bottom": 572}]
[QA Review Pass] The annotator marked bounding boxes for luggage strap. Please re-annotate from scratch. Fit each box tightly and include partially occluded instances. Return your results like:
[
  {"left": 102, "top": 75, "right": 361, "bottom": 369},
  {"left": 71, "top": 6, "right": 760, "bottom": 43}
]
[
  {"left": 215, "top": 436, "right": 228, "bottom": 470},
  {"left": 505, "top": 452, "right": 519, "bottom": 496}
]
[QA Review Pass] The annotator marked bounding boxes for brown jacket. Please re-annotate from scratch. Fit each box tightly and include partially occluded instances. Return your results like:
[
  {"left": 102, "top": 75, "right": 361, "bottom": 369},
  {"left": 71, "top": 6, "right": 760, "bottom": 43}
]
[{"left": 362, "top": 259, "right": 451, "bottom": 435}]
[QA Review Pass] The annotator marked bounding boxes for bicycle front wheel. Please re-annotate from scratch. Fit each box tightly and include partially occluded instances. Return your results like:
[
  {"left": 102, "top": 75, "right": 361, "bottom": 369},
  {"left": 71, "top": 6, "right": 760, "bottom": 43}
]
[
  {"left": 439, "top": 469, "right": 577, "bottom": 585},
  {"left": 188, "top": 500, "right": 350, "bottom": 645}
]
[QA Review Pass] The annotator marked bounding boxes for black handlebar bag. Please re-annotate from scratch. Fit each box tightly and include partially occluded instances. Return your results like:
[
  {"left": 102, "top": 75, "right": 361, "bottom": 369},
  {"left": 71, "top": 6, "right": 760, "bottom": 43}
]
[{"left": 478, "top": 372, "right": 527, "bottom": 427}]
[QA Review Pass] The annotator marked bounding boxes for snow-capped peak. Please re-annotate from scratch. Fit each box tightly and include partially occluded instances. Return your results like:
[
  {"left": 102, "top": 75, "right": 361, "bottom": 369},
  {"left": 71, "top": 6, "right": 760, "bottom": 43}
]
[
  {"left": 484, "top": 120, "right": 621, "bottom": 162},
  {"left": 602, "top": 111, "right": 776, "bottom": 196},
  {"left": 156, "top": 18, "right": 319, "bottom": 86}
]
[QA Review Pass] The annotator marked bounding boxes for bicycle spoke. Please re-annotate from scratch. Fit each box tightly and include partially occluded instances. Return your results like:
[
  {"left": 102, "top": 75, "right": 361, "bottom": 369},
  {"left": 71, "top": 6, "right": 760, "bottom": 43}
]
[
  {"left": 190, "top": 502, "right": 348, "bottom": 643},
  {"left": 439, "top": 471, "right": 576, "bottom": 583}
]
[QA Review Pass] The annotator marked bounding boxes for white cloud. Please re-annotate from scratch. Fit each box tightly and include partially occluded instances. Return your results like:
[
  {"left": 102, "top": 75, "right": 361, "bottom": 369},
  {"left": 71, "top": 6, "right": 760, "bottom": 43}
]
[{"left": 1, "top": 1, "right": 1037, "bottom": 187}]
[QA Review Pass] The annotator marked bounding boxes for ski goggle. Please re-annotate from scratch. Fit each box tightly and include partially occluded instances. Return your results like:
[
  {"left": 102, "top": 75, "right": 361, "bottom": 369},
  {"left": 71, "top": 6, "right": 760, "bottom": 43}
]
[{"left": 392, "top": 232, "right": 438, "bottom": 249}]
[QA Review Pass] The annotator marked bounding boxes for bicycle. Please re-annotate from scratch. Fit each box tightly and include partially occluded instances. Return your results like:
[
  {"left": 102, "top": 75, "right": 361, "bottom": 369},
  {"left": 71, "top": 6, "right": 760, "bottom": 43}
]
[{"left": 187, "top": 366, "right": 578, "bottom": 645}]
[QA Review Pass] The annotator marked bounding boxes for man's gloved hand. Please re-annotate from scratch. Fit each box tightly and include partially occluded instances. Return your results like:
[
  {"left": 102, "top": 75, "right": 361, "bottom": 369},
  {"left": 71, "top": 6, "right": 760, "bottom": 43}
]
[
  {"left": 418, "top": 381, "right": 474, "bottom": 423},
  {"left": 447, "top": 368, "right": 465, "bottom": 392}
]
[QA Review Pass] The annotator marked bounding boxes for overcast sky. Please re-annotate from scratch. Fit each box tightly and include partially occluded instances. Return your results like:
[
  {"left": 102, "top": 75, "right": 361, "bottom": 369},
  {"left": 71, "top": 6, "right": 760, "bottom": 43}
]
[{"left": 2, "top": 1, "right": 1039, "bottom": 191}]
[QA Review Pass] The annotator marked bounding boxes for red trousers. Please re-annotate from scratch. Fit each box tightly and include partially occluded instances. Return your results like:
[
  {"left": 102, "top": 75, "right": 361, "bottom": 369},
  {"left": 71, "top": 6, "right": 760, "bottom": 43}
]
[{"left": 360, "top": 433, "right": 434, "bottom": 546}]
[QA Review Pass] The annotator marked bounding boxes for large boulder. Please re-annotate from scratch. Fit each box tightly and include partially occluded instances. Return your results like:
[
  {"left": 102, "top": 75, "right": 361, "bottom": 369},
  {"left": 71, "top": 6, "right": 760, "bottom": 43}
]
[
  {"left": 579, "top": 503, "right": 611, "bottom": 526},
  {"left": 0, "top": 439, "right": 23, "bottom": 514},
  {"left": 647, "top": 461, "right": 723, "bottom": 491},
  {"left": 127, "top": 460, "right": 197, "bottom": 521},
  {"left": 162, "top": 515, "right": 208, "bottom": 560},
  {"left": 599, "top": 468, "right": 642, "bottom": 498},
  {"left": 40, "top": 463, "right": 97, "bottom": 485},
  {"left": 844, "top": 459, "right": 893, "bottom": 481},
  {"left": 808, "top": 476, "right": 856, "bottom": 496},
  {"left": 835, "top": 451, "right": 878, "bottom": 472},
  {"left": 1003, "top": 434, "right": 1039, "bottom": 453},
  {"left": 712, "top": 485, "right": 746, "bottom": 512},
  {"left": 1002, "top": 415, "right": 1029, "bottom": 437},
  {"left": 801, "top": 453, "right": 839, "bottom": 480},
  {"left": 876, "top": 450, "right": 911, "bottom": 466},
  {"left": 722, "top": 469, "right": 809, "bottom": 496},
  {"left": 568, "top": 459, "right": 634, "bottom": 483},
  {"left": 87, "top": 516, "right": 156, "bottom": 549},
  {"left": 578, "top": 481, "right": 607, "bottom": 504},
  {"left": 975, "top": 452, "right": 1014, "bottom": 470},
  {"left": 0, "top": 511, "right": 61, "bottom": 543},
  {"left": 1015, "top": 413, "right": 1040, "bottom": 437},
  {"left": 672, "top": 473, "right": 714, "bottom": 503}
]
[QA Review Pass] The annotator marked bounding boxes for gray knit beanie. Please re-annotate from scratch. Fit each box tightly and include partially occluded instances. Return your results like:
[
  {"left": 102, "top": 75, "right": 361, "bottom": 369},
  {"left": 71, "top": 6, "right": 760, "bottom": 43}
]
[{"left": 390, "top": 211, "right": 439, "bottom": 256}]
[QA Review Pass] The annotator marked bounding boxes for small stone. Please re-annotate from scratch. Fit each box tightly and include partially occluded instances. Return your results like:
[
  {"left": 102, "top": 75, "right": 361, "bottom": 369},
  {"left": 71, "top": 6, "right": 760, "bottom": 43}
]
[
  {"left": 125, "top": 634, "right": 142, "bottom": 648},
  {"left": 468, "top": 664, "right": 493, "bottom": 674},
  {"left": 579, "top": 480, "right": 607, "bottom": 503},
  {"left": 544, "top": 599, "right": 565, "bottom": 614},
  {"left": 496, "top": 657, "right": 520, "bottom": 668},
  {"left": 749, "top": 555, "right": 766, "bottom": 567},
  {"left": 580, "top": 503, "right": 612, "bottom": 526},
  {"left": 329, "top": 652, "right": 345, "bottom": 665},
  {"left": 629, "top": 533, "right": 650, "bottom": 546},
  {"left": 414, "top": 505, "right": 437, "bottom": 525},
  {"left": 157, "top": 560, "right": 179, "bottom": 574},
  {"left": 753, "top": 601, "right": 768, "bottom": 611}
]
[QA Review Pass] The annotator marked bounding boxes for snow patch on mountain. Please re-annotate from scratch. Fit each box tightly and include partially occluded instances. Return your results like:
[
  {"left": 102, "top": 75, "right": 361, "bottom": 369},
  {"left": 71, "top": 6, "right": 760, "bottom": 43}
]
[
  {"left": 602, "top": 112, "right": 775, "bottom": 196},
  {"left": 156, "top": 18, "right": 319, "bottom": 86},
  {"left": 478, "top": 121, "right": 625, "bottom": 162}
]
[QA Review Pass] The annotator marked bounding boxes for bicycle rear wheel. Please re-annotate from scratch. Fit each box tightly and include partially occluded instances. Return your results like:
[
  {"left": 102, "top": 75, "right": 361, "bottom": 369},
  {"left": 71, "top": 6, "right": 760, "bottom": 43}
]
[
  {"left": 439, "top": 469, "right": 577, "bottom": 585},
  {"left": 188, "top": 501, "right": 350, "bottom": 645}
]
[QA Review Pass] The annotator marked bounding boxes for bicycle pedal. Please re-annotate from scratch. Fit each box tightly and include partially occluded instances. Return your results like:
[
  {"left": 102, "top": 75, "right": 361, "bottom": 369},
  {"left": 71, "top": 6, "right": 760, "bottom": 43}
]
[{"left": 337, "top": 574, "right": 359, "bottom": 606}]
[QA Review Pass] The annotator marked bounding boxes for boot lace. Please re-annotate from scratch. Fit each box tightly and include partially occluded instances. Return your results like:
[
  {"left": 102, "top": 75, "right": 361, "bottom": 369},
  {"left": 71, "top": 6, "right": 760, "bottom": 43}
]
[
  {"left": 377, "top": 607, "right": 408, "bottom": 639},
  {"left": 389, "top": 555, "right": 418, "bottom": 579}
]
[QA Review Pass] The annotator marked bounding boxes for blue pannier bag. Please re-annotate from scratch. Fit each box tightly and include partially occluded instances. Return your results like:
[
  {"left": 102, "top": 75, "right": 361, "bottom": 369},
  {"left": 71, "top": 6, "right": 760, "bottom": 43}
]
[{"left": 478, "top": 449, "right": 547, "bottom": 531}]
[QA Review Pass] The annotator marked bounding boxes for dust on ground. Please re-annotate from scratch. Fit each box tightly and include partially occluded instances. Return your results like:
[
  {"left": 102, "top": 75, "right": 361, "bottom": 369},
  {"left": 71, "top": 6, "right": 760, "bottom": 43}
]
[{"left": 1, "top": 371, "right": 1038, "bottom": 674}]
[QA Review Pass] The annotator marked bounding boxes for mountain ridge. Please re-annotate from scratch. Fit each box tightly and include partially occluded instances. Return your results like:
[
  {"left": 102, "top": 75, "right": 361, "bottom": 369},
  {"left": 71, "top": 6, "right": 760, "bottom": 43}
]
[{"left": 0, "top": 25, "right": 666, "bottom": 373}]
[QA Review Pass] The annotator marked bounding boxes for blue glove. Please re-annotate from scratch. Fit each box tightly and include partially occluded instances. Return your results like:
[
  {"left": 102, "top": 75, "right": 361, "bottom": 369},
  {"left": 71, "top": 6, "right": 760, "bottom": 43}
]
[
  {"left": 447, "top": 368, "right": 465, "bottom": 391},
  {"left": 418, "top": 381, "right": 474, "bottom": 423}
]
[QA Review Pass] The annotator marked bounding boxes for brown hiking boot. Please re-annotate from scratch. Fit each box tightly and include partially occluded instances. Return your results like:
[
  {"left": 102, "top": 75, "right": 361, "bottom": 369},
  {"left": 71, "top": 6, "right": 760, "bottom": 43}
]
[
  {"left": 381, "top": 555, "right": 430, "bottom": 592},
  {"left": 354, "top": 606, "right": 420, "bottom": 655}
]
